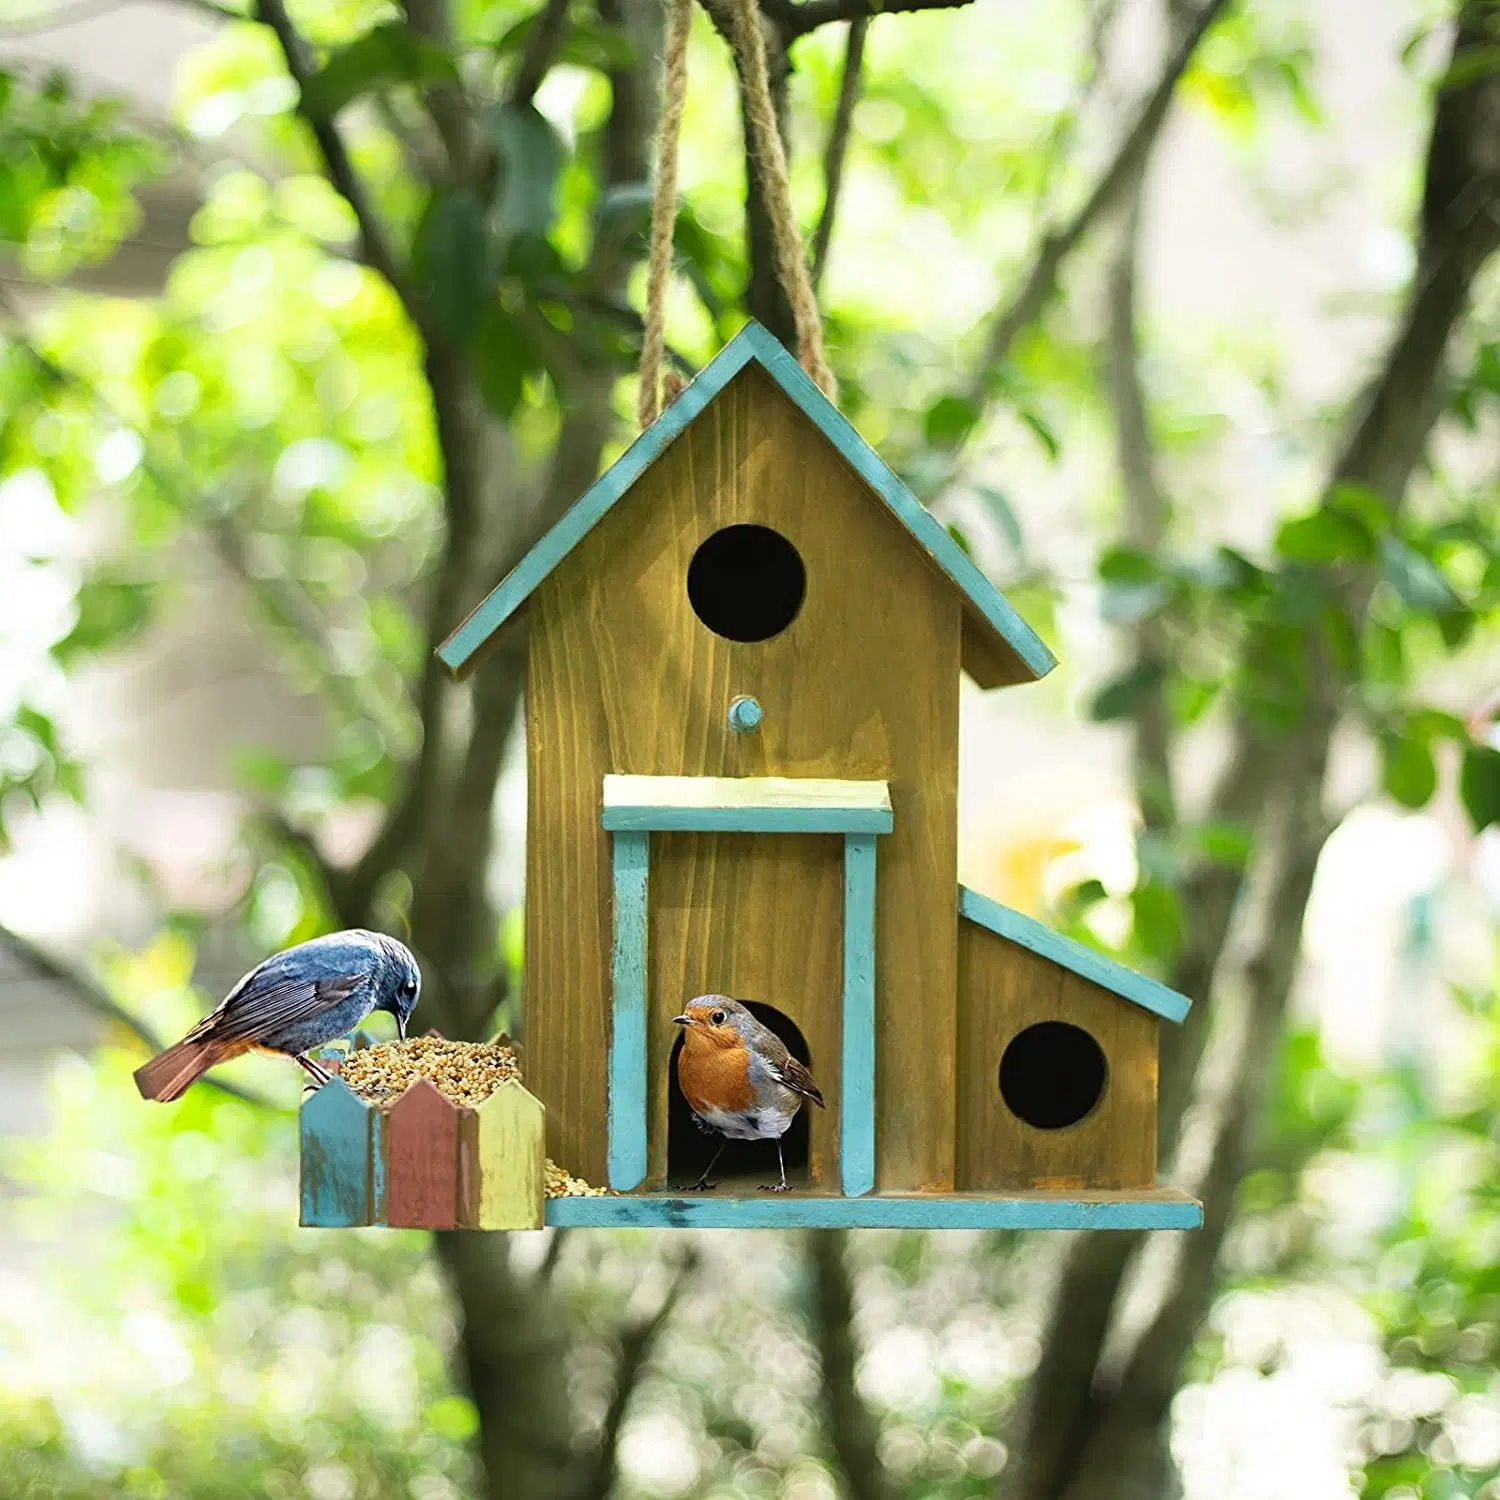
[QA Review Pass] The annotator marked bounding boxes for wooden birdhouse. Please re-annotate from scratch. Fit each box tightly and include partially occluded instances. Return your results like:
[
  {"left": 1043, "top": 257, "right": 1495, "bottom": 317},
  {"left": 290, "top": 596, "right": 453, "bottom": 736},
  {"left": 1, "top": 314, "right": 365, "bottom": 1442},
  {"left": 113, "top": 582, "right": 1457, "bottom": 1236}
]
[{"left": 437, "top": 322, "right": 1201, "bottom": 1232}]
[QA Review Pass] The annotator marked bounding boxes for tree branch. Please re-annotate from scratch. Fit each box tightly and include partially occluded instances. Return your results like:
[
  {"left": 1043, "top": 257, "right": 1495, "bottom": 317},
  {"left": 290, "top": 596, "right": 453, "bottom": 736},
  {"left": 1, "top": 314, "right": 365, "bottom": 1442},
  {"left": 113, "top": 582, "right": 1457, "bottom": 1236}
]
[
  {"left": 1015, "top": 10, "right": 1500, "bottom": 1497},
  {"left": 0, "top": 307, "right": 405, "bottom": 751},
  {"left": 252, "top": 0, "right": 418, "bottom": 313},
  {"left": 1057, "top": 755, "right": 1337, "bottom": 1500},
  {"left": 0, "top": 922, "right": 283, "bottom": 1111},
  {"left": 963, "top": 0, "right": 1229, "bottom": 401},
  {"left": 509, "top": 0, "right": 574, "bottom": 106},
  {"left": 434, "top": 1231, "right": 579, "bottom": 1498},
  {"left": 398, "top": 0, "right": 479, "bottom": 180},
  {"left": 806, "top": 1230, "right": 898, "bottom": 1500},
  {"left": 760, "top": 0, "right": 974, "bottom": 41},
  {"left": 809, "top": 16, "right": 866, "bottom": 289},
  {"left": 579, "top": 1253, "right": 699, "bottom": 1500}
]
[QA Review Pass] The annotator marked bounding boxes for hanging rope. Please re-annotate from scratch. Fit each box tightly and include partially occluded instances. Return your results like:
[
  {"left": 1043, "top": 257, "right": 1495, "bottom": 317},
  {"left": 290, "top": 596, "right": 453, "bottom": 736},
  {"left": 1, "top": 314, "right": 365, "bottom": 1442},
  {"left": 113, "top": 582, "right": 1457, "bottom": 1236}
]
[
  {"left": 638, "top": 0, "right": 694, "bottom": 430},
  {"left": 727, "top": 0, "right": 837, "bottom": 402}
]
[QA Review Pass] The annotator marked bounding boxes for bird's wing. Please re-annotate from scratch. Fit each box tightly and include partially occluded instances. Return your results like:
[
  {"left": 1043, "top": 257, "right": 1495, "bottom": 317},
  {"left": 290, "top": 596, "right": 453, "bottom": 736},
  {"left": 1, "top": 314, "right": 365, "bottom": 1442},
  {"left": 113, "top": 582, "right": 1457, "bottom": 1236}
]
[
  {"left": 771, "top": 1053, "right": 826, "bottom": 1109},
  {"left": 188, "top": 966, "right": 369, "bottom": 1047}
]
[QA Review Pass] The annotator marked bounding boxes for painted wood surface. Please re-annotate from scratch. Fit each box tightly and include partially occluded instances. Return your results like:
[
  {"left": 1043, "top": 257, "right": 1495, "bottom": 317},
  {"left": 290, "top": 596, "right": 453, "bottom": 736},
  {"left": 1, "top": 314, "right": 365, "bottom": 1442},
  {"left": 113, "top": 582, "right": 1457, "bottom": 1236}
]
[
  {"left": 384, "top": 1079, "right": 461, "bottom": 1228},
  {"left": 299, "top": 1077, "right": 377, "bottom": 1227},
  {"left": 956, "top": 915, "right": 1158, "bottom": 1191},
  {"left": 958, "top": 885, "right": 1191, "bottom": 1023},
  {"left": 841, "top": 832, "right": 877, "bottom": 1197},
  {"left": 544, "top": 1189, "right": 1202, "bottom": 1231},
  {"left": 437, "top": 321, "right": 1054, "bottom": 688},
  {"left": 609, "top": 830, "right": 650, "bottom": 1191},
  {"left": 525, "top": 365, "right": 964, "bottom": 1191},
  {"left": 604, "top": 773, "right": 891, "bottom": 815},
  {"left": 472, "top": 1083, "right": 546, "bottom": 1230}
]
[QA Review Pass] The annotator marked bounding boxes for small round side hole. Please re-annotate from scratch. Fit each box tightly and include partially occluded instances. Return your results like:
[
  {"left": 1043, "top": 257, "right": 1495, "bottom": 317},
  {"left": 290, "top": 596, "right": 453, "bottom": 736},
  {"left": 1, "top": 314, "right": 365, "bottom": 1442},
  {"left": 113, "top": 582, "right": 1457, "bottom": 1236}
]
[{"left": 998, "top": 1021, "right": 1107, "bottom": 1130}]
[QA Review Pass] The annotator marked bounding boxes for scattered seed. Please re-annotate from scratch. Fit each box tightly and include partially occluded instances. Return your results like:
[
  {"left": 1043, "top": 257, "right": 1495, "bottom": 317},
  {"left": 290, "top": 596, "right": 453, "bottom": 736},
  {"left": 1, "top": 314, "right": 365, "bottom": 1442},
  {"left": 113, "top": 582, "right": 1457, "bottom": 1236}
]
[{"left": 545, "top": 1159, "right": 611, "bottom": 1198}]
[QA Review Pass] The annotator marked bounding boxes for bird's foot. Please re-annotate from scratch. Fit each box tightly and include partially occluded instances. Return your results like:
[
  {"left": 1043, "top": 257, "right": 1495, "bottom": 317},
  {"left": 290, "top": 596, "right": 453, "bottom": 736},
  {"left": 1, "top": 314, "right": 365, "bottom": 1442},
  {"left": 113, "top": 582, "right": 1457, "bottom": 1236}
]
[
  {"left": 295, "top": 1053, "right": 333, "bottom": 1087},
  {"left": 759, "top": 1182, "right": 791, "bottom": 1193},
  {"left": 685, "top": 1180, "right": 718, "bottom": 1193}
]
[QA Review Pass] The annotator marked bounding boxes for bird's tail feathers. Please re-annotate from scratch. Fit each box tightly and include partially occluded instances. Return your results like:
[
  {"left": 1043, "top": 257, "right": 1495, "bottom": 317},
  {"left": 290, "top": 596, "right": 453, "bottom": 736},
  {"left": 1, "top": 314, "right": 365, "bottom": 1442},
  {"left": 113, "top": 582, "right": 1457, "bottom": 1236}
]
[{"left": 134, "top": 1037, "right": 232, "bottom": 1102}]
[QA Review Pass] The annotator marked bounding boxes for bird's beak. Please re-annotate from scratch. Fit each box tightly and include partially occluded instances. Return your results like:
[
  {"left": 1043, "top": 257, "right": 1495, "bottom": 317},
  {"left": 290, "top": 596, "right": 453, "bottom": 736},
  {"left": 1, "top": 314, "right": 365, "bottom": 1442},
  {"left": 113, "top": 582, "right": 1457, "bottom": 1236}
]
[
  {"left": 397, "top": 1013, "right": 408, "bottom": 1042},
  {"left": 671, "top": 1014, "right": 692, "bottom": 1026}
]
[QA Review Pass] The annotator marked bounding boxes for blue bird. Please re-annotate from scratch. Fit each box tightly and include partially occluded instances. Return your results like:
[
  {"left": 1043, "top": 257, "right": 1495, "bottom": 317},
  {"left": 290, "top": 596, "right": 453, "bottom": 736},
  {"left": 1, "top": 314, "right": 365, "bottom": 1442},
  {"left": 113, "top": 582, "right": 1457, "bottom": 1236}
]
[{"left": 133, "top": 929, "right": 421, "bottom": 1102}]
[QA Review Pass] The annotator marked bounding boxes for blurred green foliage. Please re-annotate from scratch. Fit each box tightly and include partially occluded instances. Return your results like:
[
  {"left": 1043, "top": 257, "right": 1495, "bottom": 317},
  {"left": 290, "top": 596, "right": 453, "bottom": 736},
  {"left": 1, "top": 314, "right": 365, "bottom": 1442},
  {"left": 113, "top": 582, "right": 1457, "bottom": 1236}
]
[{"left": 3, "top": 0, "right": 1500, "bottom": 1496}]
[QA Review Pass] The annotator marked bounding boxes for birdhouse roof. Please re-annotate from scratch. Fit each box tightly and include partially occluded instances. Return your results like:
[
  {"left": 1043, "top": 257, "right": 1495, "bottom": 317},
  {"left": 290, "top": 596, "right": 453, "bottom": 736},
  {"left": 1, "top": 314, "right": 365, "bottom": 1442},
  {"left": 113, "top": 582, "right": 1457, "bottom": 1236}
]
[
  {"left": 959, "top": 885, "right": 1191, "bottom": 1023},
  {"left": 437, "top": 321, "right": 1057, "bottom": 685}
]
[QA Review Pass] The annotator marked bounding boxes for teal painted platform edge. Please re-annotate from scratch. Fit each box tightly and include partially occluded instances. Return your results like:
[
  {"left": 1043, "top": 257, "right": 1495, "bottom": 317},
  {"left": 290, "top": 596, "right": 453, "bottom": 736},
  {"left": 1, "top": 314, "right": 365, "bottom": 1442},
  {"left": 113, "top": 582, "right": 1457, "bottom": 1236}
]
[
  {"left": 841, "top": 833, "right": 876, "bottom": 1197},
  {"left": 602, "top": 804, "right": 894, "bottom": 834},
  {"left": 608, "top": 831, "right": 650, "bottom": 1191},
  {"left": 437, "top": 321, "right": 1055, "bottom": 682},
  {"left": 544, "top": 1194, "right": 1203, "bottom": 1230},
  {"left": 958, "top": 886, "right": 1192, "bottom": 1024}
]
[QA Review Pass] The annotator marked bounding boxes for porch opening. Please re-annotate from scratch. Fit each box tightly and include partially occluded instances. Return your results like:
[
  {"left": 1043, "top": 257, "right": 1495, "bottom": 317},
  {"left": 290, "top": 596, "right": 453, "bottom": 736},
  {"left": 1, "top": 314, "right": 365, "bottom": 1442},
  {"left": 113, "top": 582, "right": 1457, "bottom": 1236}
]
[{"left": 667, "top": 1003, "right": 813, "bottom": 1190}]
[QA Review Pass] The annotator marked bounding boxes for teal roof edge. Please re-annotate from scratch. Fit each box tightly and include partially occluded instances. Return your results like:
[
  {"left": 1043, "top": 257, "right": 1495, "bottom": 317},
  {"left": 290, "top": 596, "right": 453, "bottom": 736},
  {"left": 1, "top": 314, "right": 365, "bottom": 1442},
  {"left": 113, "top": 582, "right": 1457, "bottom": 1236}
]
[
  {"left": 957, "top": 885, "right": 1192, "bottom": 1024},
  {"left": 437, "top": 320, "right": 1057, "bottom": 680}
]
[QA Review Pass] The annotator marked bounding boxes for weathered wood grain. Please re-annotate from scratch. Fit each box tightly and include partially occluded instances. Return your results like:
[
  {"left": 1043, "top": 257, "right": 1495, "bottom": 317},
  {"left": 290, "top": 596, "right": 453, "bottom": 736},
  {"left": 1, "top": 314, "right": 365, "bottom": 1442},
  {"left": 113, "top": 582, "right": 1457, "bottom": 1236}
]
[
  {"left": 384, "top": 1079, "right": 461, "bottom": 1228},
  {"left": 299, "top": 1078, "right": 376, "bottom": 1227},
  {"left": 956, "top": 916, "right": 1158, "bottom": 1191},
  {"left": 526, "top": 365, "right": 962, "bottom": 1191}
]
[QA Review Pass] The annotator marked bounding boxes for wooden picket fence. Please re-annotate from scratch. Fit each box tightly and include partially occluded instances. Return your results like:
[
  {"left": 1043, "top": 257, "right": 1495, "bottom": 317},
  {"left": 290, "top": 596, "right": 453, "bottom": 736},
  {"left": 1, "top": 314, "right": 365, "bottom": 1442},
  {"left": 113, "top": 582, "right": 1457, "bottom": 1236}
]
[{"left": 299, "top": 1038, "right": 545, "bottom": 1231}]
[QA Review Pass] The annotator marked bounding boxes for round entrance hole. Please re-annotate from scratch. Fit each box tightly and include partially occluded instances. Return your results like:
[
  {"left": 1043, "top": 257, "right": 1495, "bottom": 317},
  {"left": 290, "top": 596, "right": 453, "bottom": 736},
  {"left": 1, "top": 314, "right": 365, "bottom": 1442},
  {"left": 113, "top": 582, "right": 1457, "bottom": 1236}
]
[
  {"left": 998, "top": 1021, "right": 1107, "bottom": 1130},
  {"left": 687, "top": 525, "right": 806, "bottom": 643}
]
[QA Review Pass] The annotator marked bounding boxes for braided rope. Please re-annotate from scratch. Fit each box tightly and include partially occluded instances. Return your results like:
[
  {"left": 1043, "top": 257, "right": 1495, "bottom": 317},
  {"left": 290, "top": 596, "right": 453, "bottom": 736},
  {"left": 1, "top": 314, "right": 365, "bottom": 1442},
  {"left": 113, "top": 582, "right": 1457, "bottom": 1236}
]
[
  {"left": 637, "top": 0, "right": 694, "bottom": 430},
  {"left": 728, "top": 0, "right": 837, "bottom": 400}
]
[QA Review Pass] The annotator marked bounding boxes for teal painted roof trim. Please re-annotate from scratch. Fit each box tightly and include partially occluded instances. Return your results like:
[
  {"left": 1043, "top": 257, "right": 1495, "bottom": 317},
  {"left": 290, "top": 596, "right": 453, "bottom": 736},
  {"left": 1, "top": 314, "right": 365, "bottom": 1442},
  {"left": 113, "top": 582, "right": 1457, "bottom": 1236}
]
[
  {"left": 958, "top": 885, "right": 1192, "bottom": 1025},
  {"left": 438, "top": 321, "right": 1057, "bottom": 680}
]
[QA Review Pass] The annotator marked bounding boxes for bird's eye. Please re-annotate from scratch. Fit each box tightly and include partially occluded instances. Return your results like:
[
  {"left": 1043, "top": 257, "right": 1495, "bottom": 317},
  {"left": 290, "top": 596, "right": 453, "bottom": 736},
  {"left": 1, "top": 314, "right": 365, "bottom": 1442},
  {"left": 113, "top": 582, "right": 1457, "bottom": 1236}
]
[
  {"left": 402, "top": 978, "right": 417, "bottom": 997},
  {"left": 710, "top": 1009, "right": 726, "bottom": 1026}
]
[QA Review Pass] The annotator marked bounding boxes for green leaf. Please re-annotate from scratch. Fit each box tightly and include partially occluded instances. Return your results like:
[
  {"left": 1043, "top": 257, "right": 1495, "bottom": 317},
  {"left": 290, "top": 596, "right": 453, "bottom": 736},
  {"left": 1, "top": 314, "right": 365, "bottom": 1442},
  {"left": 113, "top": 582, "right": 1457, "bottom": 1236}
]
[
  {"left": 472, "top": 305, "right": 536, "bottom": 418},
  {"left": 492, "top": 13, "right": 635, "bottom": 72},
  {"left": 301, "top": 24, "right": 458, "bottom": 118},
  {"left": 1327, "top": 481, "right": 1390, "bottom": 536},
  {"left": 1380, "top": 538, "right": 1459, "bottom": 615},
  {"left": 1169, "top": 676, "right": 1219, "bottom": 726},
  {"left": 1439, "top": 43, "right": 1500, "bottom": 93},
  {"left": 1130, "top": 879, "right": 1183, "bottom": 964},
  {"left": 1459, "top": 745, "right": 1500, "bottom": 831},
  {"left": 1089, "top": 660, "right": 1164, "bottom": 722},
  {"left": 54, "top": 574, "right": 153, "bottom": 662},
  {"left": 488, "top": 103, "right": 563, "bottom": 243},
  {"left": 1020, "top": 407, "right": 1060, "bottom": 461},
  {"left": 1097, "top": 546, "right": 1159, "bottom": 584},
  {"left": 946, "top": 522, "right": 973, "bottom": 558},
  {"left": 1380, "top": 732, "right": 1437, "bottom": 809},
  {"left": 923, "top": 393, "right": 978, "bottom": 446},
  {"left": 1275, "top": 506, "right": 1374, "bottom": 564},
  {"left": 974, "top": 485, "right": 1023, "bottom": 554},
  {"left": 1189, "top": 821, "right": 1254, "bottom": 867},
  {"left": 413, "top": 188, "right": 492, "bottom": 347}
]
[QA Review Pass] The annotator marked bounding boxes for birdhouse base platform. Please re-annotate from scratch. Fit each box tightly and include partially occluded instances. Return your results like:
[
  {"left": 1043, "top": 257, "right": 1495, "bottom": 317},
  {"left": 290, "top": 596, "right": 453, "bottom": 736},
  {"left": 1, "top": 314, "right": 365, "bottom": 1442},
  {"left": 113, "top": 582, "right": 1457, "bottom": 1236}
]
[{"left": 543, "top": 1188, "right": 1202, "bottom": 1231}]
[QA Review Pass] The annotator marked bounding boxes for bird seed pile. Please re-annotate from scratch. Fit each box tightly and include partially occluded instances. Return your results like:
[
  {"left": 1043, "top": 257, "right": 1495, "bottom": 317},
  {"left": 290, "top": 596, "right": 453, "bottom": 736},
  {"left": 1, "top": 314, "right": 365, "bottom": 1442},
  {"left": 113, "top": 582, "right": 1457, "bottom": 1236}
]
[
  {"left": 545, "top": 1160, "right": 611, "bottom": 1198},
  {"left": 336, "top": 1035, "right": 611, "bottom": 1197},
  {"left": 339, "top": 1035, "right": 520, "bottom": 1107}
]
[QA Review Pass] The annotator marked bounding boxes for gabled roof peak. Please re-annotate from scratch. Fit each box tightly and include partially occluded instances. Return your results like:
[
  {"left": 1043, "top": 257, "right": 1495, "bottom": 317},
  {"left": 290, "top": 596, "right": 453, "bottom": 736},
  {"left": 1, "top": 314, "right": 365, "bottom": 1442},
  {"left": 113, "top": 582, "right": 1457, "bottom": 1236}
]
[{"left": 438, "top": 321, "right": 1056, "bottom": 685}]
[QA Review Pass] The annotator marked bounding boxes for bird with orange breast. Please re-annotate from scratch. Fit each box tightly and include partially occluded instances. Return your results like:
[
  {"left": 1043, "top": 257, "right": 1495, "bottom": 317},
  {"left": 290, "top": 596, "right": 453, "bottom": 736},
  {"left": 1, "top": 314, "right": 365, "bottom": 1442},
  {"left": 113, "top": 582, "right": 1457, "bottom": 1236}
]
[{"left": 672, "top": 995, "right": 825, "bottom": 1192}]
